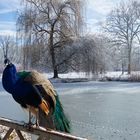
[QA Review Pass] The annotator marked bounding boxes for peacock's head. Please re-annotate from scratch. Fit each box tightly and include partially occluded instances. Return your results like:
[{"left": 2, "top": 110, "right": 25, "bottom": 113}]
[{"left": 4, "top": 58, "right": 12, "bottom": 66}]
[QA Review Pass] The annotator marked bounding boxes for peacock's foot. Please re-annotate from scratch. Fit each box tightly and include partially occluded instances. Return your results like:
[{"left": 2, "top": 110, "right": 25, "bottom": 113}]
[
  {"left": 23, "top": 122, "right": 34, "bottom": 130},
  {"left": 24, "top": 121, "right": 39, "bottom": 129},
  {"left": 35, "top": 121, "right": 39, "bottom": 128}
]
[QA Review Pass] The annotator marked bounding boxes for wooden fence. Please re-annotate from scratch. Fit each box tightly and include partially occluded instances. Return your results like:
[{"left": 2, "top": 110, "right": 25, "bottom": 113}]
[{"left": 0, "top": 117, "right": 88, "bottom": 140}]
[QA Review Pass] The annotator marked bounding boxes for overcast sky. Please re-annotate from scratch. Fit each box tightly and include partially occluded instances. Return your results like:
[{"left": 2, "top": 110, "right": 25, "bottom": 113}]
[{"left": 0, "top": 0, "right": 127, "bottom": 36}]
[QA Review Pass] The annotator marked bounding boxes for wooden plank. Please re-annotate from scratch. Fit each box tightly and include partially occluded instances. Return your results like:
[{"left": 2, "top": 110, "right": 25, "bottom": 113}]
[
  {"left": 15, "top": 130, "right": 25, "bottom": 140},
  {"left": 0, "top": 117, "right": 88, "bottom": 140},
  {"left": 3, "top": 128, "right": 14, "bottom": 140}
]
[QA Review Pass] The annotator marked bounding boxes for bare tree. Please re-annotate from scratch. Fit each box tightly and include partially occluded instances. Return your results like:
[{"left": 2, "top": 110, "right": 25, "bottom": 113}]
[
  {"left": 0, "top": 35, "right": 22, "bottom": 65},
  {"left": 17, "top": 0, "right": 83, "bottom": 78},
  {"left": 104, "top": 0, "right": 140, "bottom": 74},
  {"left": 0, "top": 36, "right": 11, "bottom": 59}
]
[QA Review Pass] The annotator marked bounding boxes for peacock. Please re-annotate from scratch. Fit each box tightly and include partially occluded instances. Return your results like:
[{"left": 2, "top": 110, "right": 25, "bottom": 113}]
[{"left": 2, "top": 58, "right": 71, "bottom": 133}]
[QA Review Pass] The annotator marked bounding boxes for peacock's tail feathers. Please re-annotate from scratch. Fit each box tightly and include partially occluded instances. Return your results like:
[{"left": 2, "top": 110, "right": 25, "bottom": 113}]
[{"left": 53, "top": 95, "right": 71, "bottom": 133}]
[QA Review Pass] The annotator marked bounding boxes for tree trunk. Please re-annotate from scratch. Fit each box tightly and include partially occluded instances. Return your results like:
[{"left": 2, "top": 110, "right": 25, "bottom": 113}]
[
  {"left": 128, "top": 48, "right": 131, "bottom": 74},
  {"left": 128, "top": 63, "right": 131, "bottom": 74},
  {"left": 121, "top": 62, "right": 124, "bottom": 75},
  {"left": 53, "top": 67, "right": 59, "bottom": 78},
  {"left": 50, "top": 28, "right": 59, "bottom": 78}
]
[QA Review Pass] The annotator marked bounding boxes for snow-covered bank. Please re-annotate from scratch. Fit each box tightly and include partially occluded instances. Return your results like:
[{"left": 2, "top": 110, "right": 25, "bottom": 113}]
[
  {"left": 100, "top": 71, "right": 140, "bottom": 82},
  {"left": 43, "top": 72, "right": 98, "bottom": 83},
  {"left": 44, "top": 71, "right": 140, "bottom": 82},
  {"left": 43, "top": 72, "right": 90, "bottom": 79}
]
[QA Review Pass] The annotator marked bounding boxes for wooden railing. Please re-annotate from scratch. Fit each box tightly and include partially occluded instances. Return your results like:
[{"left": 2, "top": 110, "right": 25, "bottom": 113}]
[{"left": 0, "top": 117, "right": 88, "bottom": 140}]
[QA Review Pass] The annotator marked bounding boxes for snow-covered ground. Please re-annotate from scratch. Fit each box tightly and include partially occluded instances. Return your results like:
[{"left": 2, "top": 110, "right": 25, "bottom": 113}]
[
  {"left": 43, "top": 72, "right": 89, "bottom": 79},
  {"left": 0, "top": 77, "right": 140, "bottom": 139},
  {"left": 43, "top": 71, "right": 140, "bottom": 82}
]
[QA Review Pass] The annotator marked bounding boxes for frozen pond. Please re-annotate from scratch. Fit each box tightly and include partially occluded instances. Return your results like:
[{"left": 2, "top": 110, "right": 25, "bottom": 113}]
[
  {"left": 1, "top": 81, "right": 140, "bottom": 140},
  {"left": 54, "top": 81, "right": 140, "bottom": 140}
]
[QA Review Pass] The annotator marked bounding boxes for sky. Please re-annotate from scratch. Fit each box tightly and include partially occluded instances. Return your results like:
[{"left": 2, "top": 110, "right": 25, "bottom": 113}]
[
  {"left": 0, "top": 0, "right": 127, "bottom": 36},
  {"left": 0, "top": 0, "right": 22, "bottom": 36}
]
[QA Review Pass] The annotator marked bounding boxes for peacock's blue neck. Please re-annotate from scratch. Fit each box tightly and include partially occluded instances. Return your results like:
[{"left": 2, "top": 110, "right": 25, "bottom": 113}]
[{"left": 2, "top": 64, "right": 19, "bottom": 94}]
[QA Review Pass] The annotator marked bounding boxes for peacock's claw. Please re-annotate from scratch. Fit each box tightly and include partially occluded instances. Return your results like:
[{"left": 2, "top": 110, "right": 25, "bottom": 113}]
[{"left": 23, "top": 122, "right": 35, "bottom": 130}]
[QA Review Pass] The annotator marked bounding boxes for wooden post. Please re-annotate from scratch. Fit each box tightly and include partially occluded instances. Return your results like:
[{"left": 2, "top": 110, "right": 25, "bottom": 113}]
[
  {"left": 3, "top": 128, "right": 14, "bottom": 140},
  {"left": 0, "top": 117, "right": 88, "bottom": 140}
]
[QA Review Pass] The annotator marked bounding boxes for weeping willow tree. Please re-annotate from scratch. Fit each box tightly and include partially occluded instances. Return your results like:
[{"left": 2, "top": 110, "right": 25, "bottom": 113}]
[{"left": 17, "top": 0, "right": 83, "bottom": 78}]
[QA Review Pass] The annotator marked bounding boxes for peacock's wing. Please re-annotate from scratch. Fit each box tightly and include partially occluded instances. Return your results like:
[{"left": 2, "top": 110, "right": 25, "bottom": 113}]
[{"left": 22, "top": 70, "right": 56, "bottom": 113}]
